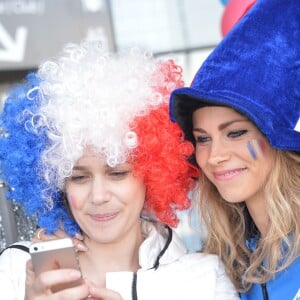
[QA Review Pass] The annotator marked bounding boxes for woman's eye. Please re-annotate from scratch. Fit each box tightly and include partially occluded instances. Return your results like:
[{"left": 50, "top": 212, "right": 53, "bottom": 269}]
[
  {"left": 110, "top": 171, "right": 129, "bottom": 177},
  {"left": 228, "top": 130, "right": 248, "bottom": 138},
  {"left": 195, "top": 135, "right": 210, "bottom": 144},
  {"left": 110, "top": 170, "right": 129, "bottom": 179},
  {"left": 69, "top": 175, "right": 87, "bottom": 182}
]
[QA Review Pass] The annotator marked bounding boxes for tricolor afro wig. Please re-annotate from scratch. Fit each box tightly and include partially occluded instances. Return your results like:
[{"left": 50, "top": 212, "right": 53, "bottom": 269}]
[{"left": 0, "top": 41, "right": 198, "bottom": 235}]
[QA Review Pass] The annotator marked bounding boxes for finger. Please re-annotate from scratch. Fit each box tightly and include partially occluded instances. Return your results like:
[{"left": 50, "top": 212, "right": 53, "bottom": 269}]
[
  {"left": 31, "top": 229, "right": 87, "bottom": 252},
  {"left": 27, "top": 280, "right": 89, "bottom": 300},
  {"left": 53, "top": 229, "right": 70, "bottom": 239},
  {"left": 89, "top": 286, "right": 123, "bottom": 300},
  {"left": 32, "top": 228, "right": 46, "bottom": 243},
  {"left": 74, "top": 232, "right": 84, "bottom": 240},
  {"left": 34, "top": 269, "right": 82, "bottom": 294},
  {"left": 73, "top": 239, "right": 88, "bottom": 252},
  {"left": 32, "top": 228, "right": 67, "bottom": 243},
  {"left": 25, "top": 260, "right": 49, "bottom": 300},
  {"left": 26, "top": 259, "right": 34, "bottom": 272},
  {"left": 52, "top": 281, "right": 90, "bottom": 300},
  {"left": 32, "top": 228, "right": 54, "bottom": 243},
  {"left": 72, "top": 232, "right": 88, "bottom": 252},
  {"left": 25, "top": 260, "right": 36, "bottom": 289}
]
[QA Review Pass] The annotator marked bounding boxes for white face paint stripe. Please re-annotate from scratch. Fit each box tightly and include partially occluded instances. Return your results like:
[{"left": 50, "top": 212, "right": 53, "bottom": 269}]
[
  {"left": 294, "top": 117, "right": 300, "bottom": 132},
  {"left": 293, "top": 288, "right": 300, "bottom": 300},
  {"left": 252, "top": 139, "right": 263, "bottom": 157}
]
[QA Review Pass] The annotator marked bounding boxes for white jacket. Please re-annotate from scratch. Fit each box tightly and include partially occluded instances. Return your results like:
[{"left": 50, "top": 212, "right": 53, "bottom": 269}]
[{"left": 0, "top": 222, "right": 239, "bottom": 300}]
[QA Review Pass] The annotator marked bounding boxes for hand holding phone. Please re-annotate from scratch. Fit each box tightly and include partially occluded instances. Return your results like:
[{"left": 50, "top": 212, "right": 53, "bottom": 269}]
[{"left": 29, "top": 237, "right": 83, "bottom": 292}]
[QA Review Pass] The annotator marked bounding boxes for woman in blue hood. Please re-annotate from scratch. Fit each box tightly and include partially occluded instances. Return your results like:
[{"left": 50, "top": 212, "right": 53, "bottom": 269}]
[{"left": 170, "top": 0, "right": 300, "bottom": 299}]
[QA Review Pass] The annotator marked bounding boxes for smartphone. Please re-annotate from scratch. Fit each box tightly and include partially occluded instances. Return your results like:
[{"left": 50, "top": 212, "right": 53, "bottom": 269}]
[{"left": 30, "top": 237, "right": 83, "bottom": 292}]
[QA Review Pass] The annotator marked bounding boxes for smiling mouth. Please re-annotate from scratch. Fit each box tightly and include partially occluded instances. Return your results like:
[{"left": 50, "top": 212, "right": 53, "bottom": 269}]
[
  {"left": 213, "top": 168, "right": 247, "bottom": 181},
  {"left": 89, "top": 212, "right": 118, "bottom": 222}
]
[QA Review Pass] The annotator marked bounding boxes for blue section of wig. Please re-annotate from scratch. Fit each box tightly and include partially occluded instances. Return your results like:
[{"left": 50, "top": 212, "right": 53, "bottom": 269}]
[{"left": 0, "top": 73, "right": 80, "bottom": 235}]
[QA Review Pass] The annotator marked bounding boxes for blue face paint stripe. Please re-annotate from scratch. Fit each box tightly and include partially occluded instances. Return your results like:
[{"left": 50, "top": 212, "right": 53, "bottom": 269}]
[{"left": 247, "top": 141, "right": 257, "bottom": 160}]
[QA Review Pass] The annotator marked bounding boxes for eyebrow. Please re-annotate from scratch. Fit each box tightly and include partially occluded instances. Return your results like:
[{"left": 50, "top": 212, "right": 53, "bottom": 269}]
[
  {"left": 72, "top": 163, "right": 129, "bottom": 171},
  {"left": 193, "top": 119, "right": 248, "bottom": 133},
  {"left": 72, "top": 166, "right": 88, "bottom": 171}
]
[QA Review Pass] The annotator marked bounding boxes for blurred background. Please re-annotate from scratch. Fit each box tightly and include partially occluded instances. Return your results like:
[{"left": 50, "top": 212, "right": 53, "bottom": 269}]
[{"left": 0, "top": 0, "right": 230, "bottom": 251}]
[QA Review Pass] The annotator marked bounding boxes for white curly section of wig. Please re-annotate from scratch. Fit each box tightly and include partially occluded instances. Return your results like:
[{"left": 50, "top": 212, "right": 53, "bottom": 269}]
[{"left": 34, "top": 42, "right": 168, "bottom": 190}]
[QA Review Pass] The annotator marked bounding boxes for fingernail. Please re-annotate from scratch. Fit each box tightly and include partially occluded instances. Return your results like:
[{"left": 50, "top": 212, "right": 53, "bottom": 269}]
[
  {"left": 88, "top": 286, "right": 96, "bottom": 296},
  {"left": 75, "top": 233, "right": 84, "bottom": 240},
  {"left": 77, "top": 243, "right": 88, "bottom": 252}
]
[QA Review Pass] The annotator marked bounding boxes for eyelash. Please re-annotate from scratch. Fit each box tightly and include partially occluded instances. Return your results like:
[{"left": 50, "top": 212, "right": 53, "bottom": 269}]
[
  {"left": 69, "top": 175, "right": 88, "bottom": 182},
  {"left": 68, "top": 170, "right": 130, "bottom": 183},
  {"left": 109, "top": 170, "right": 130, "bottom": 178},
  {"left": 195, "top": 136, "right": 210, "bottom": 144},
  {"left": 195, "top": 129, "right": 248, "bottom": 144},
  {"left": 228, "top": 129, "right": 248, "bottom": 138}
]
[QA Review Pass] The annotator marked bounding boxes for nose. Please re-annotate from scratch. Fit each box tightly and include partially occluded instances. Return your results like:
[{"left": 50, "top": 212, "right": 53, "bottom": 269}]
[
  {"left": 90, "top": 177, "right": 111, "bottom": 205},
  {"left": 207, "top": 139, "right": 230, "bottom": 166}
]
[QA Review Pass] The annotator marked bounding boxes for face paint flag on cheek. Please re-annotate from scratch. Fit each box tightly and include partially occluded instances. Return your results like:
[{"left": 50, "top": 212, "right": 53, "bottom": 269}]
[
  {"left": 68, "top": 195, "right": 78, "bottom": 209},
  {"left": 247, "top": 139, "right": 263, "bottom": 160}
]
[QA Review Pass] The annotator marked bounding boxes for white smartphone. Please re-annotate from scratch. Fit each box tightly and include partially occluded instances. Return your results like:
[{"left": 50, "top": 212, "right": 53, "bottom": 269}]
[{"left": 29, "top": 237, "right": 83, "bottom": 292}]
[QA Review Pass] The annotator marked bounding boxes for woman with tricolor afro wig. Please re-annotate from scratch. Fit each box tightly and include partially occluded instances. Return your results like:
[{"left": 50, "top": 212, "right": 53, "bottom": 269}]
[{"left": 0, "top": 41, "right": 238, "bottom": 299}]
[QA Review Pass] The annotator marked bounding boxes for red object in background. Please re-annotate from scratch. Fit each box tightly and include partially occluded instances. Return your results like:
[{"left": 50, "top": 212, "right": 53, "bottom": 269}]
[{"left": 221, "top": 0, "right": 256, "bottom": 37}]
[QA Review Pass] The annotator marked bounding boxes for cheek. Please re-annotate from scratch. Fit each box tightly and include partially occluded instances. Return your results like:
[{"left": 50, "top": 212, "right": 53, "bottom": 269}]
[
  {"left": 246, "top": 138, "right": 269, "bottom": 161},
  {"left": 195, "top": 146, "right": 209, "bottom": 168},
  {"left": 68, "top": 195, "right": 80, "bottom": 210},
  {"left": 124, "top": 180, "right": 146, "bottom": 212},
  {"left": 258, "top": 139, "right": 267, "bottom": 155},
  {"left": 261, "top": 144, "right": 275, "bottom": 174}
]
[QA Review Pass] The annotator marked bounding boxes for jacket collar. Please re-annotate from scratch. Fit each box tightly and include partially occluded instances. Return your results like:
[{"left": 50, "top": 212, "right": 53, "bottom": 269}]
[{"left": 138, "top": 221, "right": 187, "bottom": 269}]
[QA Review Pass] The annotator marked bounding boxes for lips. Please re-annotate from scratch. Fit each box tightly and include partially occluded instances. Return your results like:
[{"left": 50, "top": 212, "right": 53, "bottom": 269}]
[
  {"left": 89, "top": 212, "right": 118, "bottom": 222},
  {"left": 213, "top": 168, "right": 247, "bottom": 181}
]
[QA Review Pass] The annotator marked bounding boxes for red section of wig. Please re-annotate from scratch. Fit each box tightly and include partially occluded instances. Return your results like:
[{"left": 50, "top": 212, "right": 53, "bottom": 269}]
[
  {"left": 132, "top": 105, "right": 198, "bottom": 227},
  {"left": 130, "top": 60, "right": 199, "bottom": 227}
]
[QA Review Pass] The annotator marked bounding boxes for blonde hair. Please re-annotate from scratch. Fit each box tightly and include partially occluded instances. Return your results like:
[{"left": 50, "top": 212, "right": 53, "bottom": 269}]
[{"left": 199, "top": 150, "right": 300, "bottom": 292}]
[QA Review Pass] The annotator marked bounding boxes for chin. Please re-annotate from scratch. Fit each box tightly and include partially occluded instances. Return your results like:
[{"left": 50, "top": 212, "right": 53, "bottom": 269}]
[
  {"left": 219, "top": 191, "right": 244, "bottom": 204},
  {"left": 223, "top": 197, "right": 244, "bottom": 204}
]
